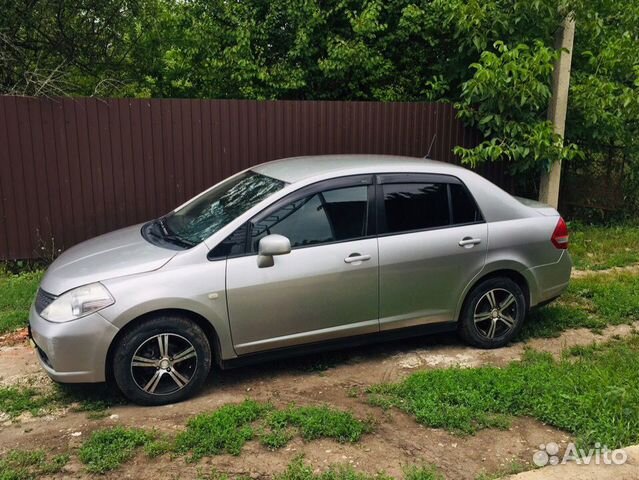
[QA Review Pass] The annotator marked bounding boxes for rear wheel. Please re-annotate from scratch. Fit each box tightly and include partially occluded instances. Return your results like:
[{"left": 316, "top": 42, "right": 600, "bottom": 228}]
[
  {"left": 112, "top": 315, "right": 212, "bottom": 405},
  {"left": 458, "top": 277, "right": 526, "bottom": 349}
]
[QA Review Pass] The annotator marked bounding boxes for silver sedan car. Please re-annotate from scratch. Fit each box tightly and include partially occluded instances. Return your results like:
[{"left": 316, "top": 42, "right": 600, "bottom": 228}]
[{"left": 29, "top": 155, "right": 571, "bottom": 404}]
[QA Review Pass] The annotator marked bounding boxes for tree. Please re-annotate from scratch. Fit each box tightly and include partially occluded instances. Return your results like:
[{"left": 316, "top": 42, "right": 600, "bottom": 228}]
[
  {"left": 453, "top": 41, "right": 581, "bottom": 175},
  {"left": 0, "top": 0, "right": 163, "bottom": 96}
]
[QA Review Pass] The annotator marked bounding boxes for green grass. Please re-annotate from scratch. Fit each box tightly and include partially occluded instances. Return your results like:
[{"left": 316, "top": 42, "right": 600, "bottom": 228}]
[
  {"left": 520, "top": 271, "right": 639, "bottom": 339},
  {"left": 402, "top": 465, "right": 444, "bottom": 480},
  {"left": 274, "top": 458, "right": 442, "bottom": 480},
  {"left": 275, "top": 458, "right": 391, "bottom": 480},
  {"left": 264, "top": 405, "right": 372, "bottom": 444},
  {"left": 369, "top": 334, "right": 639, "bottom": 449},
  {"left": 196, "top": 458, "right": 442, "bottom": 480},
  {"left": 0, "top": 386, "right": 61, "bottom": 418},
  {"left": 0, "top": 383, "right": 126, "bottom": 419},
  {"left": 474, "top": 460, "right": 526, "bottom": 480},
  {"left": 0, "top": 449, "right": 68, "bottom": 479},
  {"left": 0, "top": 269, "right": 42, "bottom": 333},
  {"left": 174, "top": 400, "right": 371, "bottom": 460},
  {"left": 144, "top": 436, "right": 174, "bottom": 458},
  {"left": 77, "top": 400, "right": 370, "bottom": 473},
  {"left": 175, "top": 399, "right": 269, "bottom": 459},
  {"left": 3, "top": 397, "right": 370, "bottom": 471},
  {"left": 79, "top": 426, "right": 153, "bottom": 474},
  {"left": 569, "top": 223, "right": 639, "bottom": 270}
]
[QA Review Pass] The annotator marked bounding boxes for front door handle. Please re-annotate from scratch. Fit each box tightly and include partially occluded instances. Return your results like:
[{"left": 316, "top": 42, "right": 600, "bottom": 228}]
[
  {"left": 344, "top": 253, "right": 372, "bottom": 264},
  {"left": 459, "top": 237, "right": 482, "bottom": 248}
]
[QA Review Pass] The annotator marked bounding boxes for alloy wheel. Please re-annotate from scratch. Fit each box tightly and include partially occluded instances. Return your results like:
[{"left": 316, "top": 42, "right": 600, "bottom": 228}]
[
  {"left": 473, "top": 288, "right": 518, "bottom": 340},
  {"left": 130, "top": 333, "right": 198, "bottom": 395}
]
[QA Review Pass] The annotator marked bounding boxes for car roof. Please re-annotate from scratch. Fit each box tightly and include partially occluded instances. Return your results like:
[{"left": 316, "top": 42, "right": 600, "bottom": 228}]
[
  {"left": 249, "top": 154, "right": 541, "bottom": 224},
  {"left": 251, "top": 154, "right": 466, "bottom": 183}
]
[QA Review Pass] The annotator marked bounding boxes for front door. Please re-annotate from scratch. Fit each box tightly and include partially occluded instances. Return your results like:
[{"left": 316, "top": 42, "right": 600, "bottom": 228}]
[{"left": 226, "top": 177, "right": 379, "bottom": 355}]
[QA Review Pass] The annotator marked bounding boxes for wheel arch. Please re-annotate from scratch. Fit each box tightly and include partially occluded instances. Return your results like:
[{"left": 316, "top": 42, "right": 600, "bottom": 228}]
[
  {"left": 455, "top": 267, "right": 531, "bottom": 323},
  {"left": 105, "top": 308, "right": 222, "bottom": 385}
]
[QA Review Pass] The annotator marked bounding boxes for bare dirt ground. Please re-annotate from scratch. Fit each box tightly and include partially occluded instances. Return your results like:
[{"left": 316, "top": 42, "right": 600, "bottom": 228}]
[
  {"left": 2, "top": 320, "right": 638, "bottom": 480},
  {"left": 571, "top": 263, "right": 639, "bottom": 278}
]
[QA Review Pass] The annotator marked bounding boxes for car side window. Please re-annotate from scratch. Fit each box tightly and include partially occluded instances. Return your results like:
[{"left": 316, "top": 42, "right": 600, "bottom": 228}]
[
  {"left": 382, "top": 182, "right": 449, "bottom": 233},
  {"left": 207, "top": 223, "right": 249, "bottom": 260},
  {"left": 250, "top": 185, "right": 369, "bottom": 251},
  {"left": 450, "top": 183, "right": 483, "bottom": 225}
]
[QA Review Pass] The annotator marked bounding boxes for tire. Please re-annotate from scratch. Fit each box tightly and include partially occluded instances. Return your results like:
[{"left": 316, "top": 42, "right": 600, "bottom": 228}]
[
  {"left": 458, "top": 277, "right": 526, "bottom": 349},
  {"left": 112, "top": 315, "right": 212, "bottom": 405}
]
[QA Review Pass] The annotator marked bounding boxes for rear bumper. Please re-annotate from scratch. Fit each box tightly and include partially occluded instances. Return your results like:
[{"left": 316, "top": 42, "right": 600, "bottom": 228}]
[
  {"left": 526, "top": 250, "right": 572, "bottom": 307},
  {"left": 28, "top": 304, "right": 118, "bottom": 383}
]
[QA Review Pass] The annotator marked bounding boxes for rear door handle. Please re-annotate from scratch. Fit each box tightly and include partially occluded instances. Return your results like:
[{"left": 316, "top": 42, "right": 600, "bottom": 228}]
[
  {"left": 344, "top": 253, "right": 372, "bottom": 264},
  {"left": 459, "top": 237, "right": 482, "bottom": 247}
]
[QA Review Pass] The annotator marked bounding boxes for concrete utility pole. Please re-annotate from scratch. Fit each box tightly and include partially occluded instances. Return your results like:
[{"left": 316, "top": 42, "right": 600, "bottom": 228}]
[{"left": 539, "top": 14, "right": 575, "bottom": 209}]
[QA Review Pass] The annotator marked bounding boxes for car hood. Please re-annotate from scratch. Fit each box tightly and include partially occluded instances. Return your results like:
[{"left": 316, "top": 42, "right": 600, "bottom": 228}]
[{"left": 40, "top": 224, "right": 177, "bottom": 295}]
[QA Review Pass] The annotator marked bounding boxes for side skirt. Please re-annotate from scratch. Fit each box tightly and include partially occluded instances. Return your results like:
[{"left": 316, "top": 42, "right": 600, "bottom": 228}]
[{"left": 219, "top": 321, "right": 457, "bottom": 370}]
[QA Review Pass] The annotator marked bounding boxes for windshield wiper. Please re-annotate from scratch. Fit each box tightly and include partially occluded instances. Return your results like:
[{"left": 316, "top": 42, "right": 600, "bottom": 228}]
[
  {"left": 161, "top": 234, "right": 196, "bottom": 248},
  {"left": 157, "top": 216, "right": 171, "bottom": 236},
  {"left": 152, "top": 217, "right": 196, "bottom": 249}
]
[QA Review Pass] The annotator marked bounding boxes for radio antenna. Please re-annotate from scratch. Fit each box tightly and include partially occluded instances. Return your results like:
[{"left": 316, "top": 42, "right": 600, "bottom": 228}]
[{"left": 424, "top": 134, "right": 437, "bottom": 160}]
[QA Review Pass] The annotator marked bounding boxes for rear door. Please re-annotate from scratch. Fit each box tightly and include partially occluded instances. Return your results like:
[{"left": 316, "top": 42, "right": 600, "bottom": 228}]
[{"left": 377, "top": 173, "right": 487, "bottom": 330}]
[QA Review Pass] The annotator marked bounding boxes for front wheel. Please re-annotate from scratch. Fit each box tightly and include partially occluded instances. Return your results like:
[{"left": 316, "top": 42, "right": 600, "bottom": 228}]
[
  {"left": 458, "top": 277, "right": 526, "bottom": 349},
  {"left": 112, "top": 316, "right": 212, "bottom": 405}
]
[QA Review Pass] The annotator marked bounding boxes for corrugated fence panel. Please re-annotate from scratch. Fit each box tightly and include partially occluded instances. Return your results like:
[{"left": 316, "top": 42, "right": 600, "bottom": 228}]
[{"left": 0, "top": 97, "right": 502, "bottom": 260}]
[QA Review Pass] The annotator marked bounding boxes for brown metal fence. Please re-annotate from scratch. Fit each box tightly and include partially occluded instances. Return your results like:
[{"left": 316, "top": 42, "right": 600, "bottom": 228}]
[{"left": 0, "top": 96, "right": 499, "bottom": 260}]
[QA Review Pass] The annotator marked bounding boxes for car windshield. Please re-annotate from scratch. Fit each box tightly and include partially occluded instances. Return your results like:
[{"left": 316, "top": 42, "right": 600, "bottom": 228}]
[{"left": 151, "top": 171, "right": 286, "bottom": 248}]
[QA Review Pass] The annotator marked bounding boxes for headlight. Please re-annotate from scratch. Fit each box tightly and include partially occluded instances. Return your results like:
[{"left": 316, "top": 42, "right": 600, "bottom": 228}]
[{"left": 41, "top": 283, "right": 115, "bottom": 323}]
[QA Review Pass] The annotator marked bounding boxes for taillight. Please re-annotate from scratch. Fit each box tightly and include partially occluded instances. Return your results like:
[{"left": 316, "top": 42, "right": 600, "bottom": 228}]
[{"left": 551, "top": 217, "right": 569, "bottom": 249}]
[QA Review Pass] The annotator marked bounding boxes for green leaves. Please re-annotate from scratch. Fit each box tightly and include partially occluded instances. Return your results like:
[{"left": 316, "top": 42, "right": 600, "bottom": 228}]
[{"left": 454, "top": 40, "right": 582, "bottom": 173}]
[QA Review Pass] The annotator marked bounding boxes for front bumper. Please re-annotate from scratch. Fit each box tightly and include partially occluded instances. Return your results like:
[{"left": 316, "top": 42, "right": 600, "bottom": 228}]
[{"left": 28, "top": 304, "right": 119, "bottom": 383}]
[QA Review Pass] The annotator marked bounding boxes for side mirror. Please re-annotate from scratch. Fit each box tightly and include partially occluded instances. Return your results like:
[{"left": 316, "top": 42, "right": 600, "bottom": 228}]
[{"left": 257, "top": 234, "right": 291, "bottom": 268}]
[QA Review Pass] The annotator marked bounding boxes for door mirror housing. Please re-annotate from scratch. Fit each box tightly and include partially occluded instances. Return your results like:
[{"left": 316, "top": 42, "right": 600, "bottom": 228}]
[{"left": 257, "top": 234, "right": 291, "bottom": 268}]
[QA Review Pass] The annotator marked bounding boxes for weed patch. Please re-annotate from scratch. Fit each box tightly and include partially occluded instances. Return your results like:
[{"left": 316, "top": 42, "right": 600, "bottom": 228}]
[
  {"left": 175, "top": 399, "right": 268, "bottom": 459},
  {"left": 474, "top": 460, "right": 526, "bottom": 480},
  {"left": 5, "top": 400, "right": 370, "bottom": 473},
  {"left": 402, "top": 464, "right": 444, "bottom": 480},
  {"left": 274, "top": 457, "right": 392, "bottom": 480},
  {"left": 175, "top": 400, "right": 371, "bottom": 460},
  {"left": 0, "top": 382, "right": 127, "bottom": 420},
  {"left": 369, "top": 334, "right": 639, "bottom": 448},
  {"left": 144, "top": 437, "right": 174, "bottom": 458},
  {"left": 570, "top": 224, "right": 639, "bottom": 270},
  {"left": 79, "top": 426, "right": 153, "bottom": 473},
  {"left": 0, "top": 449, "right": 68, "bottom": 479},
  {"left": 253, "top": 457, "right": 442, "bottom": 480},
  {"left": 193, "top": 458, "right": 443, "bottom": 480},
  {"left": 0, "top": 385, "right": 61, "bottom": 418},
  {"left": 265, "top": 405, "right": 371, "bottom": 444},
  {"left": 0, "top": 270, "right": 42, "bottom": 333}
]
